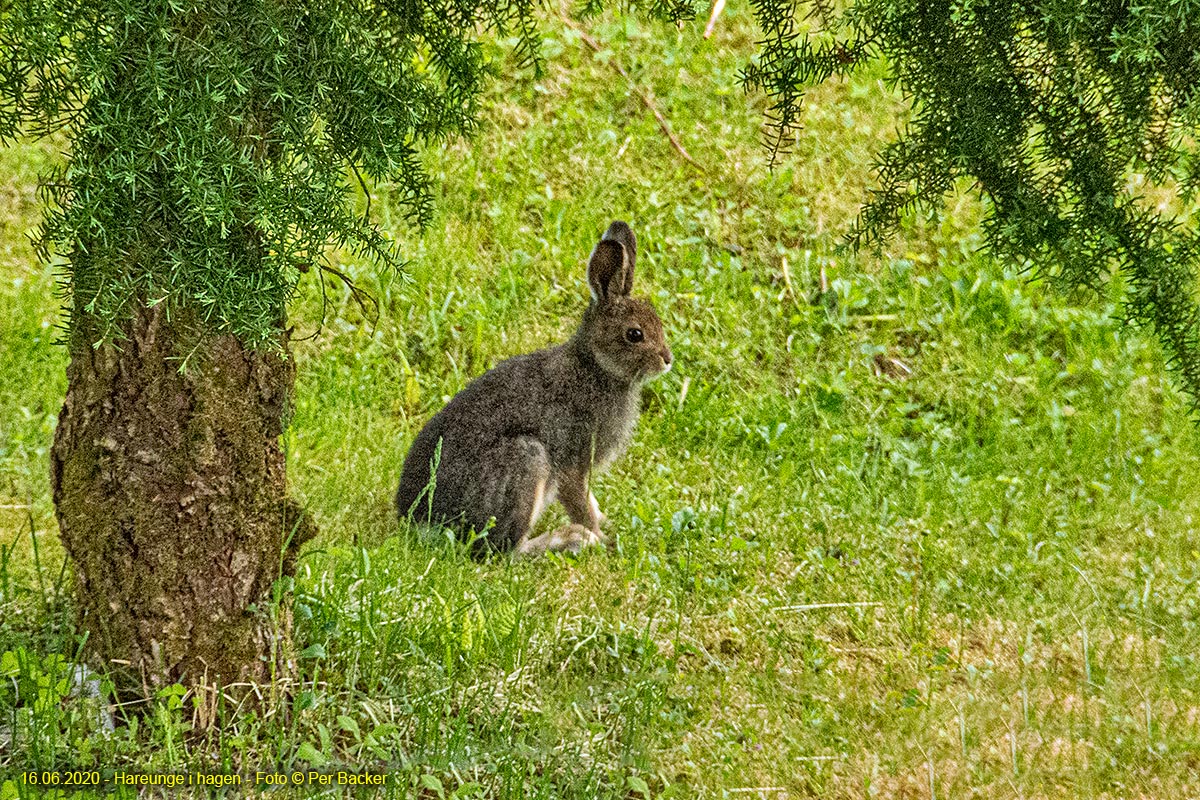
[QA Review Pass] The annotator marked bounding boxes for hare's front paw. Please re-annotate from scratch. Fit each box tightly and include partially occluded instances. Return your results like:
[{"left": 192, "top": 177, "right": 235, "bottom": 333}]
[{"left": 514, "top": 523, "right": 608, "bottom": 559}]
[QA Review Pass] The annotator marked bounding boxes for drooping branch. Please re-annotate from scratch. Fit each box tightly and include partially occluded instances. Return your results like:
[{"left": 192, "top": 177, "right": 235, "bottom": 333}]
[{"left": 742, "top": 0, "right": 1200, "bottom": 411}]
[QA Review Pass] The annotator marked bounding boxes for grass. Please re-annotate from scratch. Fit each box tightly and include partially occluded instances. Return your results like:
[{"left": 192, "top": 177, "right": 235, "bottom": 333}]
[{"left": 3, "top": 2, "right": 1200, "bottom": 797}]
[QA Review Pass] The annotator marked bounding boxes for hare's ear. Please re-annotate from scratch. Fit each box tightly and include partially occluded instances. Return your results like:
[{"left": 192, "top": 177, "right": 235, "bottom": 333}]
[
  {"left": 587, "top": 239, "right": 630, "bottom": 303},
  {"left": 601, "top": 220, "right": 636, "bottom": 295}
]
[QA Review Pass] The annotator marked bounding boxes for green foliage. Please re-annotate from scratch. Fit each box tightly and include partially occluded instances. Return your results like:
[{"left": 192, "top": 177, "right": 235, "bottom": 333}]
[
  {"left": 0, "top": 647, "right": 111, "bottom": 769},
  {"left": 744, "top": 0, "right": 1200, "bottom": 408},
  {"left": 3, "top": 5, "right": 1200, "bottom": 797},
  {"left": 0, "top": 0, "right": 699, "bottom": 348},
  {"left": 2, "top": 0, "right": 508, "bottom": 345}
]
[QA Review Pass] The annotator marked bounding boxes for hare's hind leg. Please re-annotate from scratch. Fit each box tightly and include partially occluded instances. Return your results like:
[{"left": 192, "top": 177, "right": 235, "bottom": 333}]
[
  {"left": 483, "top": 439, "right": 604, "bottom": 558},
  {"left": 477, "top": 436, "right": 553, "bottom": 551}
]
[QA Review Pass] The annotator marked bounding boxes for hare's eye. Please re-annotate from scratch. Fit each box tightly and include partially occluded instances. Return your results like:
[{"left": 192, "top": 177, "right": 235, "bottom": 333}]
[{"left": 625, "top": 328, "right": 644, "bottom": 343}]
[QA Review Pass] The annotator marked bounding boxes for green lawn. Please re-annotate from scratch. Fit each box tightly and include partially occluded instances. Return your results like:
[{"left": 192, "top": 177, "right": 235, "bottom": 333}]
[{"left": 2, "top": 3, "right": 1199, "bottom": 797}]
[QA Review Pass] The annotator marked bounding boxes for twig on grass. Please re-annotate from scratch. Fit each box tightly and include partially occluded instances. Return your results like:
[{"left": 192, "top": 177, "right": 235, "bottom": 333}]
[
  {"left": 318, "top": 262, "right": 380, "bottom": 331},
  {"left": 704, "top": 0, "right": 726, "bottom": 39},
  {"left": 560, "top": 16, "right": 704, "bottom": 172}
]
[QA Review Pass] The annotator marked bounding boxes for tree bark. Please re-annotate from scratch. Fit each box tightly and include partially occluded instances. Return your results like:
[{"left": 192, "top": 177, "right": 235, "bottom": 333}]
[{"left": 50, "top": 304, "right": 315, "bottom": 703}]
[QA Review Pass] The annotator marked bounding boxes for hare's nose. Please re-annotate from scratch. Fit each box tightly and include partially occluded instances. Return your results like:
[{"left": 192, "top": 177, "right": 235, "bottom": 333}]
[{"left": 661, "top": 347, "right": 673, "bottom": 367}]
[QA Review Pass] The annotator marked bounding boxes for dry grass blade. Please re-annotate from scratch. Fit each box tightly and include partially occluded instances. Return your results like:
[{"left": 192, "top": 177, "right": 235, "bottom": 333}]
[{"left": 774, "top": 601, "right": 883, "bottom": 611}]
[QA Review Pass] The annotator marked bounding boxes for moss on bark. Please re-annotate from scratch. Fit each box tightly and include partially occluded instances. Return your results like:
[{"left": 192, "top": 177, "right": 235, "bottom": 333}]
[{"left": 50, "top": 304, "right": 315, "bottom": 702}]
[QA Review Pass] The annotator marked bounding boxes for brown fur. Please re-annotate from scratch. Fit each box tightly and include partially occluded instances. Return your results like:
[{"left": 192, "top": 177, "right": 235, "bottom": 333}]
[{"left": 395, "top": 221, "right": 671, "bottom": 555}]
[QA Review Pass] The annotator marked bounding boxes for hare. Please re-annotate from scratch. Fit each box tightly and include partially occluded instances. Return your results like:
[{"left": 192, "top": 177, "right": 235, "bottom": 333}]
[{"left": 395, "top": 221, "right": 672, "bottom": 557}]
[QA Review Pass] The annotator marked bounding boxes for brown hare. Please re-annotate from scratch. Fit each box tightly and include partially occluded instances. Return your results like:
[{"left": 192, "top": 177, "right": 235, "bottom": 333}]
[{"left": 395, "top": 221, "right": 672, "bottom": 556}]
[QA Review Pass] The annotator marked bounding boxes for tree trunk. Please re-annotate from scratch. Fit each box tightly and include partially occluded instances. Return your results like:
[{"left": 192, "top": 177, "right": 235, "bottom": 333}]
[{"left": 50, "top": 304, "right": 315, "bottom": 703}]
